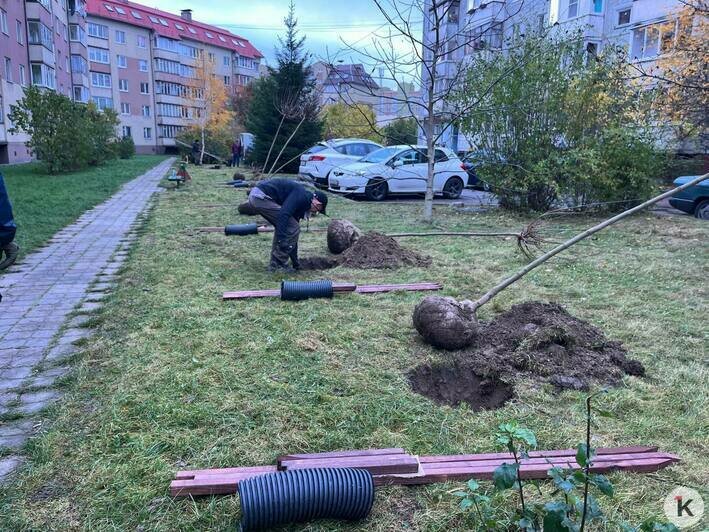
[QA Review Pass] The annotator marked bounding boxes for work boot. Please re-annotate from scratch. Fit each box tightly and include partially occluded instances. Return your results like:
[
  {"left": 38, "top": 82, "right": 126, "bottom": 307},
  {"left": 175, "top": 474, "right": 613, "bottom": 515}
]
[
  {"left": 289, "top": 244, "right": 300, "bottom": 270},
  {"left": 267, "top": 259, "right": 296, "bottom": 274},
  {"left": 0, "top": 242, "right": 19, "bottom": 270}
]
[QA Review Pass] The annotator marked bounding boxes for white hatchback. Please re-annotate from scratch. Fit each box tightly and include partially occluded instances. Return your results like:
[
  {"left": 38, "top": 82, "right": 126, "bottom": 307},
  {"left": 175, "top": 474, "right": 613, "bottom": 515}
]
[
  {"left": 328, "top": 145, "right": 468, "bottom": 200},
  {"left": 299, "top": 139, "right": 383, "bottom": 188}
]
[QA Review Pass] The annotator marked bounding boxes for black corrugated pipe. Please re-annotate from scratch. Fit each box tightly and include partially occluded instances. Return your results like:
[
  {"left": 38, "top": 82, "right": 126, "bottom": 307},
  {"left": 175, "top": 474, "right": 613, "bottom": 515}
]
[
  {"left": 238, "top": 468, "right": 374, "bottom": 531},
  {"left": 225, "top": 223, "right": 259, "bottom": 236},
  {"left": 280, "top": 280, "right": 334, "bottom": 301}
]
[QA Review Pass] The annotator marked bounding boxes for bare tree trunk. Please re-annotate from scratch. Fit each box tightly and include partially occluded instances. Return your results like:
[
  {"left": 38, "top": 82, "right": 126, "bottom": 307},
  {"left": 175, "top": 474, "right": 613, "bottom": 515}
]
[
  {"left": 467, "top": 173, "right": 709, "bottom": 312},
  {"left": 423, "top": 87, "right": 435, "bottom": 222},
  {"left": 199, "top": 127, "right": 206, "bottom": 165}
]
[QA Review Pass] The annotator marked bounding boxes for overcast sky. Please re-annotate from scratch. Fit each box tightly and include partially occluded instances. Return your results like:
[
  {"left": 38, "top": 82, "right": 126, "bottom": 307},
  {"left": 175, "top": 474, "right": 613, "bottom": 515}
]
[{"left": 145, "top": 0, "right": 420, "bottom": 86}]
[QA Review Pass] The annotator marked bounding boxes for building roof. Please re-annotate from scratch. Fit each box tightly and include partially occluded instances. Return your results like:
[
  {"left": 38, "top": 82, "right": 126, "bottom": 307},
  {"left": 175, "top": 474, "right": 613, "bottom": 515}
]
[
  {"left": 325, "top": 64, "right": 379, "bottom": 91},
  {"left": 86, "top": 0, "right": 263, "bottom": 59}
]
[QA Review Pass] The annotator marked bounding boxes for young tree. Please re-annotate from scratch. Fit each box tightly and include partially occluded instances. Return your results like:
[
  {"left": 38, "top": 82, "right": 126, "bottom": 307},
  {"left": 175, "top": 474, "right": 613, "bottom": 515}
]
[
  {"left": 246, "top": 1, "right": 322, "bottom": 174},
  {"left": 332, "top": 0, "right": 525, "bottom": 221},
  {"left": 322, "top": 103, "right": 379, "bottom": 141},
  {"left": 632, "top": 0, "right": 708, "bottom": 152},
  {"left": 381, "top": 117, "right": 418, "bottom": 146},
  {"left": 187, "top": 54, "right": 234, "bottom": 164},
  {"left": 456, "top": 32, "right": 659, "bottom": 210}
]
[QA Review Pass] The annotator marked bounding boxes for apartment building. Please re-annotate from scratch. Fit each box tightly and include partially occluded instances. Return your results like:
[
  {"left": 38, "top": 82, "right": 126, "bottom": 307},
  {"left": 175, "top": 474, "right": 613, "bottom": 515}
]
[
  {"left": 1, "top": 0, "right": 89, "bottom": 163},
  {"left": 0, "top": 0, "right": 262, "bottom": 163},
  {"left": 85, "top": 0, "right": 262, "bottom": 153},
  {"left": 422, "top": 0, "right": 693, "bottom": 152}
]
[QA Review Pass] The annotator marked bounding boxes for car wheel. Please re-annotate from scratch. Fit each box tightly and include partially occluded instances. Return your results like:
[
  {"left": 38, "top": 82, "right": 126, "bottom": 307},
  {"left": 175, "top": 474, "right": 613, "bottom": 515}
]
[
  {"left": 443, "top": 176, "right": 464, "bottom": 199},
  {"left": 365, "top": 178, "right": 388, "bottom": 201},
  {"left": 694, "top": 199, "right": 709, "bottom": 220}
]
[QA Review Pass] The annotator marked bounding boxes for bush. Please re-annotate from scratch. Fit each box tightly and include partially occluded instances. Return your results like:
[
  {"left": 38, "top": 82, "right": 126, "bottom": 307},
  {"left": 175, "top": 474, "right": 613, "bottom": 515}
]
[
  {"left": 8, "top": 86, "right": 119, "bottom": 173},
  {"left": 117, "top": 136, "right": 136, "bottom": 159},
  {"left": 381, "top": 118, "right": 418, "bottom": 146}
]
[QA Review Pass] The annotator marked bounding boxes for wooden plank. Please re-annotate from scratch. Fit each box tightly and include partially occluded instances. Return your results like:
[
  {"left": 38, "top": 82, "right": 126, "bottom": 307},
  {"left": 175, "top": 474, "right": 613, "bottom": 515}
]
[
  {"left": 277, "top": 448, "right": 407, "bottom": 468},
  {"left": 175, "top": 465, "right": 276, "bottom": 480},
  {"left": 354, "top": 283, "right": 442, "bottom": 293},
  {"left": 419, "top": 445, "right": 658, "bottom": 464},
  {"left": 279, "top": 454, "right": 420, "bottom": 475},
  {"left": 373, "top": 456, "right": 679, "bottom": 486},
  {"left": 222, "top": 289, "right": 281, "bottom": 299}
]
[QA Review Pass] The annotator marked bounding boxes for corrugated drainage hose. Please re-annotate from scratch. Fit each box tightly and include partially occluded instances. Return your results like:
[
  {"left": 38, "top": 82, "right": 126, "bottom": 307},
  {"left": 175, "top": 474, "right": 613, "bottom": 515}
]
[
  {"left": 225, "top": 223, "right": 259, "bottom": 236},
  {"left": 238, "top": 468, "right": 374, "bottom": 531},
  {"left": 280, "top": 280, "right": 334, "bottom": 301}
]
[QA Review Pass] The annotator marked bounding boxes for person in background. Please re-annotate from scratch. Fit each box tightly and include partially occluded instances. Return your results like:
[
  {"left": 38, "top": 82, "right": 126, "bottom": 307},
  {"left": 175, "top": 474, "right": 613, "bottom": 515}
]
[
  {"left": 247, "top": 179, "right": 328, "bottom": 273},
  {"left": 191, "top": 139, "right": 201, "bottom": 165},
  {"left": 0, "top": 172, "right": 19, "bottom": 271},
  {"left": 231, "top": 139, "right": 243, "bottom": 168}
]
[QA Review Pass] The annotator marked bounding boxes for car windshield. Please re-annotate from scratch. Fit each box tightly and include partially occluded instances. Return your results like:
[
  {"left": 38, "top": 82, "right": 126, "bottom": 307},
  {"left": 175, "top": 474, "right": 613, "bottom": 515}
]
[{"left": 360, "top": 146, "right": 404, "bottom": 163}]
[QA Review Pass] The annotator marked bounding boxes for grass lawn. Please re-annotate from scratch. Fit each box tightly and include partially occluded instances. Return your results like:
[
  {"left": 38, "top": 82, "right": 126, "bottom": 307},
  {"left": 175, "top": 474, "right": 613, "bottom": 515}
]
[
  {"left": 0, "top": 166, "right": 706, "bottom": 530},
  {"left": 1, "top": 156, "right": 168, "bottom": 259}
]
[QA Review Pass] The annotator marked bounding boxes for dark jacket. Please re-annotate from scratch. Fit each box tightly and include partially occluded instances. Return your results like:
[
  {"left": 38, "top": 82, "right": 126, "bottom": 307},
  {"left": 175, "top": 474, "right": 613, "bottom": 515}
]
[
  {"left": 0, "top": 173, "right": 16, "bottom": 246},
  {"left": 232, "top": 143, "right": 243, "bottom": 156},
  {"left": 256, "top": 179, "right": 312, "bottom": 241}
]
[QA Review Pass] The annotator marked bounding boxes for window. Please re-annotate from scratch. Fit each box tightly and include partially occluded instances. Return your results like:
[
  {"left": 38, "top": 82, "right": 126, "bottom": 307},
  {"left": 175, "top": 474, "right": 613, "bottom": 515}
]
[
  {"left": 140, "top": 82, "right": 149, "bottom": 94},
  {"left": 131, "top": 10, "right": 142, "bottom": 19},
  {"left": 155, "top": 36, "right": 178, "bottom": 52},
  {"left": 137, "top": 35, "right": 146, "bottom": 48},
  {"left": 19, "top": 64, "right": 26, "bottom": 85},
  {"left": 118, "top": 79, "right": 128, "bottom": 91},
  {"left": 632, "top": 24, "right": 663, "bottom": 59},
  {"left": 568, "top": 0, "right": 578, "bottom": 18},
  {"left": 16, "top": 20, "right": 23, "bottom": 44},
  {"left": 89, "top": 47, "right": 109, "bottom": 63},
  {"left": 148, "top": 16, "right": 159, "bottom": 24},
  {"left": 141, "top": 105, "right": 150, "bottom": 117},
  {"left": 120, "top": 102, "right": 130, "bottom": 114},
  {"left": 122, "top": 126, "right": 132, "bottom": 138},
  {"left": 0, "top": 9, "right": 7, "bottom": 35},
  {"left": 115, "top": 7, "right": 126, "bottom": 15},
  {"left": 223, "top": 56, "right": 230, "bottom": 66},
  {"left": 0, "top": 95, "right": 3, "bottom": 124},
  {"left": 91, "top": 72, "right": 112, "bottom": 88},
  {"left": 157, "top": 103, "right": 183, "bottom": 117},
  {"left": 31, "top": 63, "right": 56, "bottom": 89},
  {"left": 71, "top": 55, "right": 88, "bottom": 74},
  {"left": 158, "top": 18, "right": 168, "bottom": 27},
  {"left": 238, "top": 56, "right": 256, "bottom": 69},
  {"left": 139, "top": 59, "right": 148, "bottom": 72},
  {"left": 28, "top": 21, "right": 54, "bottom": 51},
  {"left": 223, "top": 75, "right": 230, "bottom": 85},
  {"left": 187, "top": 26, "right": 196, "bottom": 34},
  {"left": 70, "top": 24, "right": 86, "bottom": 44},
  {"left": 434, "top": 150, "right": 449, "bottom": 162},
  {"left": 4, "top": 57, "right": 12, "bottom": 83},
  {"left": 208, "top": 52, "right": 215, "bottom": 62},
  {"left": 91, "top": 96, "right": 113, "bottom": 110},
  {"left": 618, "top": 9, "right": 631, "bottom": 26},
  {"left": 143, "top": 127, "right": 152, "bottom": 139},
  {"left": 73, "top": 85, "right": 90, "bottom": 103},
  {"left": 593, "top": 0, "right": 603, "bottom": 14},
  {"left": 205, "top": 31, "right": 213, "bottom": 39},
  {"left": 117, "top": 54, "right": 127, "bottom": 68},
  {"left": 115, "top": 30, "right": 126, "bottom": 44},
  {"left": 104, "top": 4, "right": 114, "bottom": 11},
  {"left": 88, "top": 22, "right": 109, "bottom": 39},
  {"left": 218, "top": 35, "right": 226, "bottom": 42},
  {"left": 175, "top": 23, "right": 184, "bottom": 30},
  {"left": 467, "top": 23, "right": 503, "bottom": 51}
]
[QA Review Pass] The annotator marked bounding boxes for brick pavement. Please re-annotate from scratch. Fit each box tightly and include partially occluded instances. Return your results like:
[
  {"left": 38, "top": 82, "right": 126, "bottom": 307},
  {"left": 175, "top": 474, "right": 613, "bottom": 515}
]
[{"left": 0, "top": 157, "right": 173, "bottom": 481}]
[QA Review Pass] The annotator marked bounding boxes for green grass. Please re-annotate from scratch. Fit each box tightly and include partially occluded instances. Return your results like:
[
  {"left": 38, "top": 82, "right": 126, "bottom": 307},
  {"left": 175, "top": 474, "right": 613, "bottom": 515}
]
[
  {"left": 0, "top": 166, "right": 707, "bottom": 530},
  {"left": 1, "top": 156, "right": 168, "bottom": 258}
]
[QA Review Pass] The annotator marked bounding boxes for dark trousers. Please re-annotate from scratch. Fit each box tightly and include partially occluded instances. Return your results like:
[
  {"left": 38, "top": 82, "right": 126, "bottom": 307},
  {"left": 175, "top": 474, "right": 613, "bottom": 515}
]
[
  {"left": 0, "top": 226, "right": 16, "bottom": 247},
  {"left": 0, "top": 173, "right": 16, "bottom": 247},
  {"left": 248, "top": 195, "right": 300, "bottom": 267},
  {"left": 231, "top": 155, "right": 241, "bottom": 167}
]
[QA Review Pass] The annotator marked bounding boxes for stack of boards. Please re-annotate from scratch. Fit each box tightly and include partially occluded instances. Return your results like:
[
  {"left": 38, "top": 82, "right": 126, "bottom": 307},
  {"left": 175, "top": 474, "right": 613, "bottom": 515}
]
[{"left": 170, "top": 445, "right": 678, "bottom": 497}]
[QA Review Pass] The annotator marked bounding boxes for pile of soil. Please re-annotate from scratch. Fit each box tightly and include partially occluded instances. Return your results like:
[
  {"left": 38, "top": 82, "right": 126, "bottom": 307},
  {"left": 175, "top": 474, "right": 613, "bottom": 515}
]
[
  {"left": 410, "top": 301, "right": 645, "bottom": 408},
  {"left": 301, "top": 232, "right": 432, "bottom": 270}
]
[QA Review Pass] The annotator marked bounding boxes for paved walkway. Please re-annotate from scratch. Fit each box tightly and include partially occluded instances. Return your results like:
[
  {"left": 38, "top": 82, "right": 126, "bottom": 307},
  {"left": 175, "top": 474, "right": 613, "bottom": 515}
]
[{"left": 0, "top": 158, "right": 173, "bottom": 481}]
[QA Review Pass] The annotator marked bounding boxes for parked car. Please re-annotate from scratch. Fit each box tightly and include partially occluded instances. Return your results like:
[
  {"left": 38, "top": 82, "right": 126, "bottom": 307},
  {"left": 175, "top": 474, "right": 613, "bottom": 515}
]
[
  {"left": 669, "top": 175, "right": 709, "bottom": 219},
  {"left": 460, "top": 150, "right": 505, "bottom": 190},
  {"left": 328, "top": 145, "right": 467, "bottom": 201},
  {"left": 299, "top": 138, "right": 383, "bottom": 188}
]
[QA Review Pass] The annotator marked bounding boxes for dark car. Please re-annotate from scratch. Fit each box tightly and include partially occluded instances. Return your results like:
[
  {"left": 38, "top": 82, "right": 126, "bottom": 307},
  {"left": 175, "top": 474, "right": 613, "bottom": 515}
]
[
  {"left": 669, "top": 175, "right": 709, "bottom": 219},
  {"left": 460, "top": 150, "right": 503, "bottom": 190}
]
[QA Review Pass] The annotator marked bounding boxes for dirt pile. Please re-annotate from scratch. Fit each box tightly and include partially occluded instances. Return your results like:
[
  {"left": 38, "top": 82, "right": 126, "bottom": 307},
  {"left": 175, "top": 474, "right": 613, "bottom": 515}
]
[
  {"left": 410, "top": 301, "right": 645, "bottom": 408},
  {"left": 339, "top": 232, "right": 431, "bottom": 269},
  {"left": 300, "top": 232, "right": 431, "bottom": 270},
  {"left": 327, "top": 219, "right": 362, "bottom": 254}
]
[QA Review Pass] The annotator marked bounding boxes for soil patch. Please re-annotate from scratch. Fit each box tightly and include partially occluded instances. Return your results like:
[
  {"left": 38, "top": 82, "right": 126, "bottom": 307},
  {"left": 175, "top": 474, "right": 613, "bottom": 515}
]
[
  {"left": 409, "top": 361, "right": 514, "bottom": 410},
  {"left": 410, "top": 301, "right": 645, "bottom": 408},
  {"left": 301, "top": 232, "right": 431, "bottom": 270}
]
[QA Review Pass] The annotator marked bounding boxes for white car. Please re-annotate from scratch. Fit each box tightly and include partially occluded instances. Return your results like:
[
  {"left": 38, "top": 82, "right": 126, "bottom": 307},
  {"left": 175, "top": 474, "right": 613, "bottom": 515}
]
[
  {"left": 328, "top": 145, "right": 468, "bottom": 200},
  {"left": 299, "top": 138, "right": 383, "bottom": 188}
]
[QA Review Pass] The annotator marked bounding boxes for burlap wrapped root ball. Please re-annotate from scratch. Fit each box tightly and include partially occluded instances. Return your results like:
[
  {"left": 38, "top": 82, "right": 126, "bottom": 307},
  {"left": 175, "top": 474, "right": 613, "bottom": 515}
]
[
  {"left": 413, "top": 296, "right": 478, "bottom": 350},
  {"left": 327, "top": 219, "right": 363, "bottom": 254}
]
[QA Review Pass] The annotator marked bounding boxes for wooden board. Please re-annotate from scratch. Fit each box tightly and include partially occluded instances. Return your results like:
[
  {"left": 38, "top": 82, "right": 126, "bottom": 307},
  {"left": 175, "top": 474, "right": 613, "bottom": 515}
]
[
  {"left": 277, "top": 448, "right": 407, "bottom": 468},
  {"left": 222, "top": 282, "right": 442, "bottom": 300},
  {"left": 418, "top": 445, "right": 658, "bottom": 464},
  {"left": 279, "top": 454, "right": 420, "bottom": 476}
]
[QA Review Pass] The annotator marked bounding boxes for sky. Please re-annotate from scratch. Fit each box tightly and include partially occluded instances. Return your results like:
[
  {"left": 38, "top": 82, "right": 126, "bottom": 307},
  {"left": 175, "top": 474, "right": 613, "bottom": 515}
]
[{"left": 144, "top": 0, "right": 421, "bottom": 86}]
